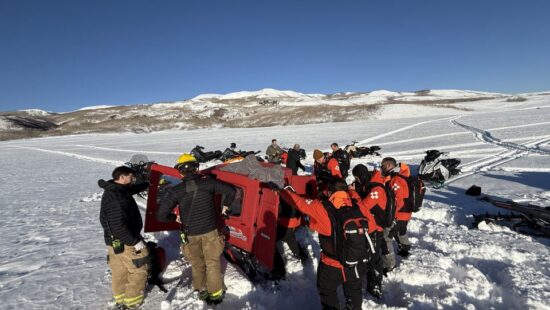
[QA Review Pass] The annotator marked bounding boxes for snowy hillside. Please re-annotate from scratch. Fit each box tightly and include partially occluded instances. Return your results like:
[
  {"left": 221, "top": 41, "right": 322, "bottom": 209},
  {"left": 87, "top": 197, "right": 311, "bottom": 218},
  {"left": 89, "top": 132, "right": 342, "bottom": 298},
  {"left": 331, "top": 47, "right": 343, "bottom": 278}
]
[
  {"left": 0, "top": 88, "right": 519, "bottom": 141},
  {"left": 0, "top": 93, "right": 549, "bottom": 309}
]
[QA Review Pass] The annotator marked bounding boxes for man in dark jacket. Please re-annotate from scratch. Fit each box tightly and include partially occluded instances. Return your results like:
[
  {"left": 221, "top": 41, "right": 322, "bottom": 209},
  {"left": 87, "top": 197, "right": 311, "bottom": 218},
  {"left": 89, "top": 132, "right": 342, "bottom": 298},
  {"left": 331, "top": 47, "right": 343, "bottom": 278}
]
[
  {"left": 156, "top": 154, "right": 235, "bottom": 305},
  {"left": 99, "top": 166, "right": 150, "bottom": 309},
  {"left": 286, "top": 144, "right": 305, "bottom": 175}
]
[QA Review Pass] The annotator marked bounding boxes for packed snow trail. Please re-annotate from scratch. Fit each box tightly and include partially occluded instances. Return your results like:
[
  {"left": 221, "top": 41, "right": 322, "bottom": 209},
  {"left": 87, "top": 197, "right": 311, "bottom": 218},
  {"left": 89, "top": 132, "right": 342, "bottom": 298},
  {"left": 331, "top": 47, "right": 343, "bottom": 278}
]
[{"left": 451, "top": 119, "right": 550, "bottom": 155}]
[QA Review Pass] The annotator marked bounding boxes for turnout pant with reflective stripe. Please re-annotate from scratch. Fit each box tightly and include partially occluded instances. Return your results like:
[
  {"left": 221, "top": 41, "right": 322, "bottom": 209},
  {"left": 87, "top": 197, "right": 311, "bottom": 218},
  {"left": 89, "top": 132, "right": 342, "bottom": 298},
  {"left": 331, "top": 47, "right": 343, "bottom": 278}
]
[
  {"left": 107, "top": 245, "right": 149, "bottom": 307},
  {"left": 181, "top": 229, "right": 225, "bottom": 294}
]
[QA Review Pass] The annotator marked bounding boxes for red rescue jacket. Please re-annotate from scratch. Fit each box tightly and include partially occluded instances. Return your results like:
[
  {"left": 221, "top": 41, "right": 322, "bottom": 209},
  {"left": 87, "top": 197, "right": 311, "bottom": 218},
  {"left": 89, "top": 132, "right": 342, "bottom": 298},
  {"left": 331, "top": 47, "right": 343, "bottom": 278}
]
[
  {"left": 280, "top": 190, "right": 377, "bottom": 270},
  {"left": 387, "top": 163, "right": 411, "bottom": 221}
]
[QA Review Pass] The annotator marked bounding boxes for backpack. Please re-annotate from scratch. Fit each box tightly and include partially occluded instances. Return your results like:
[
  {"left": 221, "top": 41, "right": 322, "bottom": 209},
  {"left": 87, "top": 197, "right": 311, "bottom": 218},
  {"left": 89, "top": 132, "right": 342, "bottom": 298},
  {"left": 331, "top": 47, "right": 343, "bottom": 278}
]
[
  {"left": 363, "top": 182, "right": 396, "bottom": 228},
  {"left": 394, "top": 174, "right": 426, "bottom": 213},
  {"left": 332, "top": 149, "right": 351, "bottom": 178},
  {"left": 321, "top": 200, "right": 375, "bottom": 280}
]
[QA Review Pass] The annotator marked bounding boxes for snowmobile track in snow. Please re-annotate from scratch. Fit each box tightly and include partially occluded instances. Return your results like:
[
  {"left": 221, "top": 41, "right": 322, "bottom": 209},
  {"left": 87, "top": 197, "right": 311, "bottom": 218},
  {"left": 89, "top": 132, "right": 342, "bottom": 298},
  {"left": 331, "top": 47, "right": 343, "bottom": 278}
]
[{"left": 451, "top": 119, "right": 550, "bottom": 156}]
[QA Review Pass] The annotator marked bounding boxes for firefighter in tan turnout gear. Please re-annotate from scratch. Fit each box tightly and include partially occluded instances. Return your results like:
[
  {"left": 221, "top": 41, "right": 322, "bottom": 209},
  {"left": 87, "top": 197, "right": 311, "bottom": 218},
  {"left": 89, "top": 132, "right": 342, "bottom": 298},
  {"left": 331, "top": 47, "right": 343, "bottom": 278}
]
[
  {"left": 99, "top": 166, "right": 150, "bottom": 309},
  {"left": 156, "top": 154, "right": 236, "bottom": 305}
]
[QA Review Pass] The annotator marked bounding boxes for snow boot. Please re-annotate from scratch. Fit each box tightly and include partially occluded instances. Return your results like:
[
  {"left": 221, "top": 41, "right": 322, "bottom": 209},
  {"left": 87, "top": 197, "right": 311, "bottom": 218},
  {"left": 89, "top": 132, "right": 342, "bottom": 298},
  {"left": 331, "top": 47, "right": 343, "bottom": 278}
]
[
  {"left": 367, "top": 286, "right": 383, "bottom": 299},
  {"left": 193, "top": 289, "right": 209, "bottom": 301},
  {"left": 397, "top": 244, "right": 411, "bottom": 258},
  {"left": 112, "top": 303, "right": 125, "bottom": 310},
  {"left": 206, "top": 289, "right": 225, "bottom": 305}
]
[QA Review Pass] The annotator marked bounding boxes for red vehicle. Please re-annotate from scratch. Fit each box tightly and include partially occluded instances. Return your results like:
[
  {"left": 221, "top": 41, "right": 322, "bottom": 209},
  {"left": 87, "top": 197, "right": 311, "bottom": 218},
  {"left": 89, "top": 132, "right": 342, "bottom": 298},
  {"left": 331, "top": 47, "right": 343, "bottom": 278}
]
[{"left": 143, "top": 162, "right": 317, "bottom": 280}]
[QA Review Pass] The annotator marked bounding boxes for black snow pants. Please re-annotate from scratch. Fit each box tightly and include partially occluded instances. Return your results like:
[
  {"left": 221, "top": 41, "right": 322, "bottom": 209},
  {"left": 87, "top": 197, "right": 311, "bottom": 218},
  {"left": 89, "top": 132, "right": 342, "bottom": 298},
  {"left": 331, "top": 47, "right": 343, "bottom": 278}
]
[
  {"left": 366, "top": 231, "right": 384, "bottom": 292},
  {"left": 317, "top": 261, "right": 365, "bottom": 310}
]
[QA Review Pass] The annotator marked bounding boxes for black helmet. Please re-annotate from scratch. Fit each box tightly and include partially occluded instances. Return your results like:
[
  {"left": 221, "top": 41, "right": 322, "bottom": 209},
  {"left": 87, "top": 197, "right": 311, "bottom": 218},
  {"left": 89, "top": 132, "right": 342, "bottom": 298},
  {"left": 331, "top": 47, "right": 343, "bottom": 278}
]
[{"left": 230, "top": 142, "right": 237, "bottom": 148}]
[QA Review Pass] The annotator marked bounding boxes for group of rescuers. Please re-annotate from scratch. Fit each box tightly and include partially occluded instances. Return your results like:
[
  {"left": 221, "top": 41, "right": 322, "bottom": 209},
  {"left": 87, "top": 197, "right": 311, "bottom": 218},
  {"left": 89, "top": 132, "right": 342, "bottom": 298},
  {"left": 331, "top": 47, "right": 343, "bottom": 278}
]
[{"left": 99, "top": 138, "right": 415, "bottom": 310}]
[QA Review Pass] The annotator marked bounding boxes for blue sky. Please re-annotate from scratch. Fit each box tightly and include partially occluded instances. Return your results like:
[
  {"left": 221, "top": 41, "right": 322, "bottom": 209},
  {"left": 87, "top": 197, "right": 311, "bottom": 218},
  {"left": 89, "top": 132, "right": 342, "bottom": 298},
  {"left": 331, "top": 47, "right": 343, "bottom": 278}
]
[{"left": 1, "top": 0, "right": 549, "bottom": 112}]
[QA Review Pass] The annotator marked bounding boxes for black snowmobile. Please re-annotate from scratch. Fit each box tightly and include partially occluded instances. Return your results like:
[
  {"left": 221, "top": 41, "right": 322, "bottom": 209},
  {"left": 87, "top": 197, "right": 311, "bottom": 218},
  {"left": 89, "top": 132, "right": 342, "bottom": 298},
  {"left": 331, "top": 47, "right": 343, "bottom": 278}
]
[
  {"left": 344, "top": 141, "right": 381, "bottom": 158},
  {"left": 474, "top": 196, "right": 550, "bottom": 237},
  {"left": 219, "top": 143, "right": 262, "bottom": 162},
  {"left": 190, "top": 145, "right": 223, "bottom": 163},
  {"left": 418, "top": 150, "right": 461, "bottom": 187},
  {"left": 125, "top": 154, "right": 155, "bottom": 184}
]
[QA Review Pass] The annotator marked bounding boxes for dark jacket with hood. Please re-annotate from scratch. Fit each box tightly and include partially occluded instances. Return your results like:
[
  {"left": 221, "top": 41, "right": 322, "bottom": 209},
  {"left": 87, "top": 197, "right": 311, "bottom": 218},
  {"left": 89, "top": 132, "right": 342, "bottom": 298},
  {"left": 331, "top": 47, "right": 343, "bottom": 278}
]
[
  {"left": 156, "top": 174, "right": 236, "bottom": 236},
  {"left": 286, "top": 148, "right": 305, "bottom": 175},
  {"left": 99, "top": 179, "right": 149, "bottom": 246}
]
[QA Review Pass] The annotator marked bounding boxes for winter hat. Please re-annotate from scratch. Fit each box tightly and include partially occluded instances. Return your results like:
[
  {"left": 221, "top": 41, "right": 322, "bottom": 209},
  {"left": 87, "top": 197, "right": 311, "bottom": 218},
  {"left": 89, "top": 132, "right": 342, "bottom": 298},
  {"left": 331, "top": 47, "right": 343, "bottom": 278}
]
[
  {"left": 352, "top": 164, "right": 371, "bottom": 184},
  {"left": 313, "top": 149, "right": 324, "bottom": 160}
]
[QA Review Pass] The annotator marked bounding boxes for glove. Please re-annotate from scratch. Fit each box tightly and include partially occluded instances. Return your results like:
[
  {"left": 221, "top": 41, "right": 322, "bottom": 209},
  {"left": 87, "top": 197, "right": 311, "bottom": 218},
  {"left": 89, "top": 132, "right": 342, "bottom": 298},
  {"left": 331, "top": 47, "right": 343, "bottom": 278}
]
[
  {"left": 221, "top": 206, "right": 230, "bottom": 219},
  {"left": 134, "top": 240, "right": 146, "bottom": 251}
]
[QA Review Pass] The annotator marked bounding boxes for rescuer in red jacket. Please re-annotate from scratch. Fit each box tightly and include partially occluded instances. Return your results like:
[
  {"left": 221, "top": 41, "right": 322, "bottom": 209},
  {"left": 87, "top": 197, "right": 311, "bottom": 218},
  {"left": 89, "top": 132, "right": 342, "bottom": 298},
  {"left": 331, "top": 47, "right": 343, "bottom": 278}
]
[
  {"left": 350, "top": 164, "right": 387, "bottom": 298},
  {"left": 380, "top": 157, "right": 412, "bottom": 273},
  {"left": 280, "top": 179, "right": 376, "bottom": 310}
]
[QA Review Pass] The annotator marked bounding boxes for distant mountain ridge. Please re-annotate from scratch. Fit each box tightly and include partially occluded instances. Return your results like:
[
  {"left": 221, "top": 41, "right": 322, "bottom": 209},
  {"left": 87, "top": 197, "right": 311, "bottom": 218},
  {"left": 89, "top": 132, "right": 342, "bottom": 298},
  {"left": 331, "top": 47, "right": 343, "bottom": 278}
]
[{"left": 0, "top": 88, "right": 543, "bottom": 141}]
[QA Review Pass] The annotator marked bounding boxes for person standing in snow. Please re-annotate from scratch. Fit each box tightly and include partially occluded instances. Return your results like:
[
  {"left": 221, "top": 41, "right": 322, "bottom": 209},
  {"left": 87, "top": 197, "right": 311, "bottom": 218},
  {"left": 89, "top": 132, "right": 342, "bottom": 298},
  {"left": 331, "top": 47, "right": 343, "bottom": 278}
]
[
  {"left": 266, "top": 139, "right": 284, "bottom": 164},
  {"left": 99, "top": 166, "right": 150, "bottom": 309},
  {"left": 350, "top": 164, "right": 387, "bottom": 298},
  {"left": 313, "top": 149, "right": 343, "bottom": 180},
  {"left": 380, "top": 157, "right": 412, "bottom": 273},
  {"left": 285, "top": 144, "right": 306, "bottom": 175},
  {"left": 280, "top": 179, "right": 377, "bottom": 310},
  {"left": 156, "top": 154, "right": 235, "bottom": 305}
]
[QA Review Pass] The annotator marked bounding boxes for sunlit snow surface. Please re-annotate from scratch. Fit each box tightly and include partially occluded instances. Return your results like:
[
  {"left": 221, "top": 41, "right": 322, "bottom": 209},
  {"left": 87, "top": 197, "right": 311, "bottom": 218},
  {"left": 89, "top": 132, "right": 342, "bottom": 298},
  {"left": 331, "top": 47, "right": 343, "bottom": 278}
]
[{"left": 1, "top": 95, "right": 549, "bottom": 309}]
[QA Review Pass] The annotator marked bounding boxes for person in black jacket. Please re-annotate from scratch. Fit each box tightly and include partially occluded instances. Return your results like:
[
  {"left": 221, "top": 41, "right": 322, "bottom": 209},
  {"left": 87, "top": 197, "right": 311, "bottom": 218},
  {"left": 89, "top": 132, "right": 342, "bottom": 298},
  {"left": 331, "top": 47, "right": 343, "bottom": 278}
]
[
  {"left": 99, "top": 166, "right": 150, "bottom": 309},
  {"left": 286, "top": 144, "right": 306, "bottom": 175},
  {"left": 156, "top": 154, "right": 235, "bottom": 305}
]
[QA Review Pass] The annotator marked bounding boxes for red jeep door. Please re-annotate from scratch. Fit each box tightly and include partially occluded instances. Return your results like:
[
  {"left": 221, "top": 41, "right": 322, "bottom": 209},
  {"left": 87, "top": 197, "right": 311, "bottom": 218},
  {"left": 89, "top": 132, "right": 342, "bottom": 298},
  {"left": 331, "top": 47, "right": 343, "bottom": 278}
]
[
  {"left": 252, "top": 186, "right": 280, "bottom": 270},
  {"left": 144, "top": 164, "right": 182, "bottom": 232}
]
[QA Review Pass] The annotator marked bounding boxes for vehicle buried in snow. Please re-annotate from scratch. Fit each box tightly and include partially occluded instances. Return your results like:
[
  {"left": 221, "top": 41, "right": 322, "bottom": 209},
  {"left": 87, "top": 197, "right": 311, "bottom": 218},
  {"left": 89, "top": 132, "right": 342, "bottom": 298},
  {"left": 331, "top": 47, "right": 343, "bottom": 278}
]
[
  {"left": 474, "top": 196, "right": 550, "bottom": 237},
  {"left": 142, "top": 161, "right": 317, "bottom": 281}
]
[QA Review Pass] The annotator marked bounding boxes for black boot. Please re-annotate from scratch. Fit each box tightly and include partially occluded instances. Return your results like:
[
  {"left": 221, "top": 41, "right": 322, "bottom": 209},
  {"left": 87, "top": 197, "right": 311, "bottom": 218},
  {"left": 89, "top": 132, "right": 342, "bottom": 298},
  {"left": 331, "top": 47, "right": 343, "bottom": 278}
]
[{"left": 397, "top": 244, "right": 411, "bottom": 258}]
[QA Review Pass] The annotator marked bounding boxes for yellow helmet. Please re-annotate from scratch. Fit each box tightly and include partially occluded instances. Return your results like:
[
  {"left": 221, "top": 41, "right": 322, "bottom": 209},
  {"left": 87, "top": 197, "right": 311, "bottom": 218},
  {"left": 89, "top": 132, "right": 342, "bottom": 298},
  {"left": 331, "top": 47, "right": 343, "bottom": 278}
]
[{"left": 174, "top": 153, "right": 199, "bottom": 173}]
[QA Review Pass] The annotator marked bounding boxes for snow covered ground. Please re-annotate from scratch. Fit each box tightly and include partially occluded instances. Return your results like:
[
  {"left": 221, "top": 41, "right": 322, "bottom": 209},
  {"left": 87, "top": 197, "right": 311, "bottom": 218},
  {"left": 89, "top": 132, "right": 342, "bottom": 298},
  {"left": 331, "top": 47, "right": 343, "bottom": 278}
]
[{"left": 0, "top": 94, "right": 549, "bottom": 309}]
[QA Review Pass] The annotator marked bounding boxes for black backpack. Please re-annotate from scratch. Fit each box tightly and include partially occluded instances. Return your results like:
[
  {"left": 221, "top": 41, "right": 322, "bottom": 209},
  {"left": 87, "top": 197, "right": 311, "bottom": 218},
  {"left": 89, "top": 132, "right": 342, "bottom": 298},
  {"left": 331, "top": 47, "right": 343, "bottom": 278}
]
[
  {"left": 363, "top": 182, "right": 396, "bottom": 228},
  {"left": 321, "top": 200, "right": 375, "bottom": 279},
  {"left": 394, "top": 174, "right": 426, "bottom": 213},
  {"left": 332, "top": 149, "right": 351, "bottom": 178}
]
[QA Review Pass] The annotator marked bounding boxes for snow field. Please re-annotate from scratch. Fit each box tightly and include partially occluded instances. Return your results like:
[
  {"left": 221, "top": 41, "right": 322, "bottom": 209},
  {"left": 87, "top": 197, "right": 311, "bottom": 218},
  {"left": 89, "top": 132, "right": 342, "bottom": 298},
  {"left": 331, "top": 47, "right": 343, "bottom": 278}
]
[{"left": 0, "top": 94, "right": 549, "bottom": 309}]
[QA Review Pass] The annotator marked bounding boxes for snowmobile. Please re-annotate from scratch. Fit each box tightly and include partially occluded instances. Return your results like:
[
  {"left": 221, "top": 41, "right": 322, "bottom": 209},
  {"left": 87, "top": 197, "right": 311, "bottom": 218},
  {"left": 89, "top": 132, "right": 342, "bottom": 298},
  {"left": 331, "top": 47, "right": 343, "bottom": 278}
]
[
  {"left": 219, "top": 146, "right": 262, "bottom": 163},
  {"left": 473, "top": 196, "right": 550, "bottom": 237},
  {"left": 344, "top": 141, "right": 381, "bottom": 158},
  {"left": 418, "top": 150, "right": 461, "bottom": 187},
  {"left": 142, "top": 161, "right": 317, "bottom": 281},
  {"left": 190, "top": 145, "right": 223, "bottom": 163},
  {"left": 126, "top": 154, "right": 155, "bottom": 184}
]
